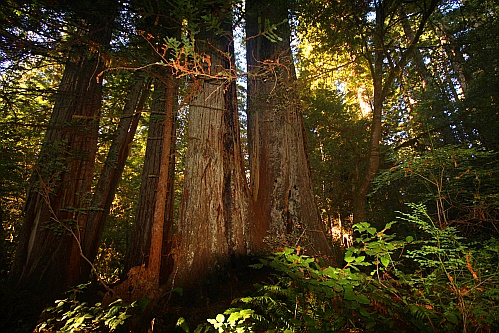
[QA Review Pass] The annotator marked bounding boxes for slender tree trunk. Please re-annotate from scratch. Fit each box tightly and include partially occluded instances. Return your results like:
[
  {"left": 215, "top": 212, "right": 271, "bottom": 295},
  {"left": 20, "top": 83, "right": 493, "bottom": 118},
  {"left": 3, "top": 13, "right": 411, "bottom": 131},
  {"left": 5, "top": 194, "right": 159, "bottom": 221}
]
[
  {"left": 246, "top": 0, "right": 334, "bottom": 260},
  {"left": 352, "top": 1, "right": 438, "bottom": 223},
  {"left": 80, "top": 75, "right": 150, "bottom": 282},
  {"left": 9, "top": 2, "right": 116, "bottom": 298},
  {"left": 147, "top": 68, "right": 177, "bottom": 289},
  {"left": 106, "top": 68, "right": 178, "bottom": 303},
  {"left": 125, "top": 71, "right": 177, "bottom": 277},
  {"left": 400, "top": 8, "right": 459, "bottom": 145},
  {"left": 123, "top": 1, "right": 181, "bottom": 286},
  {"left": 169, "top": 8, "right": 250, "bottom": 299},
  {"left": 353, "top": 6, "right": 385, "bottom": 224},
  {"left": 436, "top": 21, "right": 470, "bottom": 94},
  {"left": 400, "top": 9, "right": 431, "bottom": 89}
]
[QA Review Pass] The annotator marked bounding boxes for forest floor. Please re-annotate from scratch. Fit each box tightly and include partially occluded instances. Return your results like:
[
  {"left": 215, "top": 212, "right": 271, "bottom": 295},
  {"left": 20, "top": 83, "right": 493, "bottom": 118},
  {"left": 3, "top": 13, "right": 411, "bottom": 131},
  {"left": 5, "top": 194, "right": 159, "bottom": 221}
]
[{"left": 0, "top": 260, "right": 274, "bottom": 333}]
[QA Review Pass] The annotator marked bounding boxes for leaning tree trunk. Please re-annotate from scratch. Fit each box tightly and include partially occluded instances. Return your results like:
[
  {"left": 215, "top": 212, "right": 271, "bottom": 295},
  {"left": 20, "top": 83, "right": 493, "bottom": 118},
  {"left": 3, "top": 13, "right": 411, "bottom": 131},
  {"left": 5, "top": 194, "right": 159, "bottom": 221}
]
[
  {"left": 81, "top": 74, "right": 150, "bottom": 282},
  {"left": 9, "top": 1, "right": 116, "bottom": 299},
  {"left": 169, "top": 7, "right": 250, "bottom": 300},
  {"left": 246, "top": 0, "right": 334, "bottom": 261},
  {"left": 123, "top": 0, "right": 181, "bottom": 287}
]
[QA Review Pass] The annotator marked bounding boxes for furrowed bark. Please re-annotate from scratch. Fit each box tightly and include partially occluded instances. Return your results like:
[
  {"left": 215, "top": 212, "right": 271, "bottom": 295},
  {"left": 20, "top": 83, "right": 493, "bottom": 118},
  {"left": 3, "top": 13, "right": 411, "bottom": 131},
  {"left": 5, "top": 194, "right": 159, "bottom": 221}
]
[{"left": 246, "top": 0, "right": 335, "bottom": 261}]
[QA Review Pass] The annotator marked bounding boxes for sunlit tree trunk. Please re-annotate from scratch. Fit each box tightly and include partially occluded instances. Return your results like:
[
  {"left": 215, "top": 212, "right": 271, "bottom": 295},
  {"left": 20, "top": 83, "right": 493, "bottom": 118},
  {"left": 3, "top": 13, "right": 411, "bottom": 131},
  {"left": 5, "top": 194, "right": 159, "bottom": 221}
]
[
  {"left": 353, "top": 2, "right": 385, "bottom": 224},
  {"left": 246, "top": 0, "right": 334, "bottom": 260},
  {"left": 147, "top": 68, "right": 177, "bottom": 289},
  {"left": 169, "top": 5, "right": 250, "bottom": 299},
  {"left": 9, "top": 1, "right": 116, "bottom": 298},
  {"left": 107, "top": 68, "right": 178, "bottom": 302},
  {"left": 107, "top": 2, "right": 182, "bottom": 302}
]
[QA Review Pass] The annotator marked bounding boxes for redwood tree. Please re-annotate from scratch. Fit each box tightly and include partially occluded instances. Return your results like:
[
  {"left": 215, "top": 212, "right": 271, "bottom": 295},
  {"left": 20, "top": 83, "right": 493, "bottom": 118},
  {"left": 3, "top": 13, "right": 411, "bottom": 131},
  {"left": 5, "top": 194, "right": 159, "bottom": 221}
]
[
  {"left": 8, "top": 1, "right": 117, "bottom": 298},
  {"left": 124, "top": 69, "right": 177, "bottom": 282},
  {"left": 246, "top": 0, "right": 334, "bottom": 260},
  {"left": 81, "top": 74, "right": 150, "bottom": 281},
  {"left": 169, "top": 2, "right": 251, "bottom": 298},
  {"left": 119, "top": 0, "right": 181, "bottom": 298}
]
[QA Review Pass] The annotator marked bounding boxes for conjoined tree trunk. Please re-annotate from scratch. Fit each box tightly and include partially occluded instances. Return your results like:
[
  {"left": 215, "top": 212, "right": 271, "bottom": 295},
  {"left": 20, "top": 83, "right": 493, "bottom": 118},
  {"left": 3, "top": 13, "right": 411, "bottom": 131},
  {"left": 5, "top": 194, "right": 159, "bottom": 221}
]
[
  {"left": 108, "top": 68, "right": 178, "bottom": 303},
  {"left": 169, "top": 3, "right": 250, "bottom": 300},
  {"left": 9, "top": 1, "right": 117, "bottom": 299},
  {"left": 147, "top": 68, "right": 177, "bottom": 289},
  {"left": 246, "top": 0, "right": 334, "bottom": 261},
  {"left": 111, "top": 1, "right": 181, "bottom": 301}
]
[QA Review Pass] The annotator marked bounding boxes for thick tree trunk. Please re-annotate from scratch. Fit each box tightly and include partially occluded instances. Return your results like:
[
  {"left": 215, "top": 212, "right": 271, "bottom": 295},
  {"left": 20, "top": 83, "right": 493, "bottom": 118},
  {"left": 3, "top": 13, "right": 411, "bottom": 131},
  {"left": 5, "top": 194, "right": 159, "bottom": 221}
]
[
  {"left": 169, "top": 11, "right": 250, "bottom": 299},
  {"left": 246, "top": 0, "right": 334, "bottom": 260},
  {"left": 9, "top": 3, "right": 116, "bottom": 298}
]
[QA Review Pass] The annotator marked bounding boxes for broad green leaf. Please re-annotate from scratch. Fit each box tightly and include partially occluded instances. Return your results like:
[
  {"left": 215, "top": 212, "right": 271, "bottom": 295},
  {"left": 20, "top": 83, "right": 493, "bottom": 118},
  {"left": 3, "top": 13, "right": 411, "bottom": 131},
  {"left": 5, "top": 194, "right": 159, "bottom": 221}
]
[
  {"left": 344, "top": 256, "right": 355, "bottom": 263},
  {"left": 444, "top": 311, "right": 459, "bottom": 325},
  {"left": 356, "top": 294, "right": 370, "bottom": 304},
  {"left": 343, "top": 285, "right": 356, "bottom": 301},
  {"left": 381, "top": 255, "right": 390, "bottom": 267},
  {"left": 355, "top": 256, "right": 365, "bottom": 263}
]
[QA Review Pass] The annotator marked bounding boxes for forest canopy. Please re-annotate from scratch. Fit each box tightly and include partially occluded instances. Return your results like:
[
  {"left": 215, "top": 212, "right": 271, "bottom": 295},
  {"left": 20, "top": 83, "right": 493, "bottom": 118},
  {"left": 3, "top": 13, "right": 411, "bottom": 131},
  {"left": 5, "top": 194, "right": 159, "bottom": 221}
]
[{"left": 0, "top": 0, "right": 498, "bottom": 332}]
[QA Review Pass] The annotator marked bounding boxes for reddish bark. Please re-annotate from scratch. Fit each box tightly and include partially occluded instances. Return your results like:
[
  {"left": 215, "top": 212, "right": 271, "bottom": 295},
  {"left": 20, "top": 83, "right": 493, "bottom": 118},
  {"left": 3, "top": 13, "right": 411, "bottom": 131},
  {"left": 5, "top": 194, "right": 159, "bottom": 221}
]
[
  {"left": 148, "top": 68, "right": 176, "bottom": 288},
  {"left": 169, "top": 12, "right": 251, "bottom": 298},
  {"left": 246, "top": 0, "right": 334, "bottom": 260},
  {"left": 125, "top": 71, "right": 177, "bottom": 279},
  {"left": 108, "top": 68, "right": 178, "bottom": 303}
]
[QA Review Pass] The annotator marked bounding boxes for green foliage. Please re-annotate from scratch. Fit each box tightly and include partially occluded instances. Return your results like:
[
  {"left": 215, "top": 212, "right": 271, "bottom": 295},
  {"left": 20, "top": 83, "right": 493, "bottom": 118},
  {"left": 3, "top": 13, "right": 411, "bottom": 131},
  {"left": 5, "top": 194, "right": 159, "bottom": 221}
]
[
  {"left": 188, "top": 205, "right": 499, "bottom": 332},
  {"left": 373, "top": 145, "right": 499, "bottom": 231},
  {"left": 302, "top": 88, "right": 370, "bottom": 223},
  {"left": 396, "top": 204, "right": 499, "bottom": 332},
  {"left": 0, "top": 57, "right": 60, "bottom": 272},
  {"left": 206, "top": 309, "right": 256, "bottom": 333},
  {"left": 35, "top": 284, "right": 135, "bottom": 333},
  {"left": 257, "top": 17, "right": 285, "bottom": 43}
]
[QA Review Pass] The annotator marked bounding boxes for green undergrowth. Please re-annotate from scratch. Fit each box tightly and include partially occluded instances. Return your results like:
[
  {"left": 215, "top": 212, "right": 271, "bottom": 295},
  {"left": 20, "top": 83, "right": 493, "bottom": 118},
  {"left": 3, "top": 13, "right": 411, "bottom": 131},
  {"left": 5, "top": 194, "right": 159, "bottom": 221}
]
[
  {"left": 180, "top": 204, "right": 499, "bottom": 332},
  {"left": 35, "top": 283, "right": 138, "bottom": 333},
  {"left": 34, "top": 204, "right": 499, "bottom": 332}
]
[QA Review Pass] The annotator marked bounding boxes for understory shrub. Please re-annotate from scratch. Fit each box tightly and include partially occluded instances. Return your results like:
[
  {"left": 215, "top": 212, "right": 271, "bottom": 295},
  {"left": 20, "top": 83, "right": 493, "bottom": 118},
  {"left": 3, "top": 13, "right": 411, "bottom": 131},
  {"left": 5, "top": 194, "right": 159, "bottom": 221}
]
[{"left": 35, "top": 283, "right": 135, "bottom": 333}]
